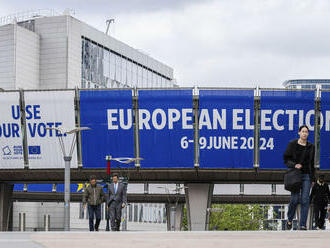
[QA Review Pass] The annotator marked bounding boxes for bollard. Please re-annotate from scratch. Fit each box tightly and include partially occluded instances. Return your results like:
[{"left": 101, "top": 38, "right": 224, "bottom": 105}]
[
  {"left": 19, "top": 213, "right": 26, "bottom": 231},
  {"left": 44, "top": 214, "right": 50, "bottom": 231},
  {"left": 170, "top": 206, "right": 176, "bottom": 231},
  {"left": 122, "top": 205, "right": 127, "bottom": 231},
  {"left": 144, "top": 183, "right": 149, "bottom": 194}
]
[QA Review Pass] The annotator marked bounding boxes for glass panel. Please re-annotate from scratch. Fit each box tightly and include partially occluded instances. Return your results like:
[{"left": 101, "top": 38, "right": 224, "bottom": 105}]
[
  {"left": 148, "top": 70, "right": 152, "bottom": 88},
  {"left": 115, "top": 55, "right": 122, "bottom": 83},
  {"left": 98, "top": 46, "right": 104, "bottom": 86},
  {"left": 134, "top": 204, "right": 138, "bottom": 222},
  {"left": 79, "top": 203, "right": 84, "bottom": 219},
  {"left": 128, "top": 204, "right": 133, "bottom": 222},
  {"left": 90, "top": 42, "right": 98, "bottom": 84},
  {"left": 122, "top": 58, "right": 127, "bottom": 85},
  {"left": 103, "top": 49, "right": 110, "bottom": 87},
  {"left": 110, "top": 52, "right": 115, "bottom": 81},
  {"left": 132, "top": 63, "right": 137, "bottom": 87},
  {"left": 143, "top": 68, "right": 148, "bottom": 87},
  {"left": 82, "top": 39, "right": 91, "bottom": 82},
  {"left": 139, "top": 205, "right": 143, "bottom": 222},
  {"left": 127, "top": 61, "right": 132, "bottom": 87},
  {"left": 138, "top": 66, "right": 143, "bottom": 87}
]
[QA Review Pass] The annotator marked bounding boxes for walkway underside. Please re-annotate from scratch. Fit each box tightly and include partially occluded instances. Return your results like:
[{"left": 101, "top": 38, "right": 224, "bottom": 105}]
[
  {"left": 12, "top": 192, "right": 290, "bottom": 204},
  {"left": 1, "top": 168, "right": 329, "bottom": 183}
]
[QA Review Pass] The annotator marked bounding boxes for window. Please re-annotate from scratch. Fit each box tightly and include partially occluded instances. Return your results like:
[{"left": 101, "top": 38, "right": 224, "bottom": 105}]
[
  {"left": 90, "top": 43, "right": 98, "bottom": 84},
  {"left": 103, "top": 50, "right": 110, "bottom": 87},
  {"left": 115, "top": 55, "right": 122, "bottom": 83},
  {"left": 110, "top": 52, "right": 116, "bottom": 81},
  {"left": 122, "top": 58, "right": 127, "bottom": 85},
  {"left": 137, "top": 66, "right": 143, "bottom": 87},
  {"left": 128, "top": 204, "right": 133, "bottom": 222},
  {"left": 81, "top": 37, "right": 169, "bottom": 89},
  {"left": 143, "top": 68, "right": 148, "bottom": 87},
  {"left": 134, "top": 204, "right": 138, "bottom": 222},
  {"left": 132, "top": 63, "right": 137, "bottom": 87}
]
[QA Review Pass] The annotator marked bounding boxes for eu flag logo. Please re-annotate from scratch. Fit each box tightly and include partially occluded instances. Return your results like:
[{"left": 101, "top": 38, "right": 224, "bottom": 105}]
[{"left": 28, "top": 146, "right": 41, "bottom": 155}]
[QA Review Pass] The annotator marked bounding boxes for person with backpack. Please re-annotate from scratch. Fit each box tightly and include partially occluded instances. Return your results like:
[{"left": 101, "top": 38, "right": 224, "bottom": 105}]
[{"left": 283, "top": 125, "right": 315, "bottom": 230}]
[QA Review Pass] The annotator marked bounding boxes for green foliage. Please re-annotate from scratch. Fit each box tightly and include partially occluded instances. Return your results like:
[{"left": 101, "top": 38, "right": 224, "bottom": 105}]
[
  {"left": 182, "top": 205, "right": 188, "bottom": 231},
  {"left": 208, "top": 204, "right": 269, "bottom": 231},
  {"left": 180, "top": 204, "right": 268, "bottom": 231}
]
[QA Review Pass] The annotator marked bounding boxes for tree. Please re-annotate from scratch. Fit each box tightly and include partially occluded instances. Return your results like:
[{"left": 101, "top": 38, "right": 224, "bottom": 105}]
[{"left": 208, "top": 204, "right": 268, "bottom": 231}]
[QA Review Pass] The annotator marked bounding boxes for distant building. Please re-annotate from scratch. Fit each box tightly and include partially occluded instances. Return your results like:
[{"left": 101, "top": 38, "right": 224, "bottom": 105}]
[
  {"left": 283, "top": 79, "right": 330, "bottom": 89},
  {"left": 0, "top": 10, "right": 175, "bottom": 90},
  {"left": 1, "top": 9, "right": 175, "bottom": 231}
]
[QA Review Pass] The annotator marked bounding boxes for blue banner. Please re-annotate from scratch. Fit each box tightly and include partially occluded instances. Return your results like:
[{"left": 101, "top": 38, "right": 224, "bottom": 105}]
[
  {"left": 260, "top": 90, "right": 315, "bottom": 169},
  {"left": 320, "top": 91, "right": 330, "bottom": 170},
  {"left": 199, "top": 90, "right": 254, "bottom": 168},
  {"left": 14, "top": 183, "right": 97, "bottom": 193},
  {"left": 138, "top": 90, "right": 194, "bottom": 168},
  {"left": 14, "top": 184, "right": 53, "bottom": 192},
  {"left": 80, "top": 90, "right": 134, "bottom": 168}
]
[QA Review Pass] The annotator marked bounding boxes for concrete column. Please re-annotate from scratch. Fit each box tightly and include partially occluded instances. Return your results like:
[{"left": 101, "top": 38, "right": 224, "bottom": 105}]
[
  {"left": 166, "top": 204, "right": 184, "bottom": 231},
  {"left": 0, "top": 183, "right": 13, "bottom": 231},
  {"left": 185, "top": 183, "right": 214, "bottom": 231},
  {"left": 307, "top": 204, "right": 313, "bottom": 230}
]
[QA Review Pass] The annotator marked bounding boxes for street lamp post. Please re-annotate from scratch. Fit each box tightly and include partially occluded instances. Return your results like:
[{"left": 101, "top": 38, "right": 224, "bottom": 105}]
[{"left": 47, "top": 127, "right": 90, "bottom": 231}]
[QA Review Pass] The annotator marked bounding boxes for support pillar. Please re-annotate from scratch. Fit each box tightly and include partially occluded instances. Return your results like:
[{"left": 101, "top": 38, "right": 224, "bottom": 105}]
[
  {"left": 185, "top": 183, "right": 214, "bottom": 231},
  {"left": 296, "top": 204, "right": 313, "bottom": 230},
  {"left": 307, "top": 204, "right": 314, "bottom": 230},
  {"left": 0, "top": 183, "right": 13, "bottom": 231},
  {"left": 166, "top": 204, "right": 184, "bottom": 231}
]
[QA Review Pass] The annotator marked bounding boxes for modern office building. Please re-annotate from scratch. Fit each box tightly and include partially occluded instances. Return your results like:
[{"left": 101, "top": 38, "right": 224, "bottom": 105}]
[
  {"left": 0, "top": 10, "right": 176, "bottom": 231},
  {"left": 283, "top": 79, "right": 330, "bottom": 89},
  {"left": 0, "top": 10, "right": 175, "bottom": 90}
]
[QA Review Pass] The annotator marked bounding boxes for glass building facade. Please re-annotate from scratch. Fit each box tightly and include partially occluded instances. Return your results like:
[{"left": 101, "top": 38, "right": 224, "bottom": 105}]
[
  {"left": 283, "top": 79, "right": 330, "bottom": 89},
  {"left": 81, "top": 37, "right": 173, "bottom": 89}
]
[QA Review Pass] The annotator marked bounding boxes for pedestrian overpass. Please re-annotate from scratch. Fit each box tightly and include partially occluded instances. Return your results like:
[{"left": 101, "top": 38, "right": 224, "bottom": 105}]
[{"left": 1, "top": 87, "right": 330, "bottom": 231}]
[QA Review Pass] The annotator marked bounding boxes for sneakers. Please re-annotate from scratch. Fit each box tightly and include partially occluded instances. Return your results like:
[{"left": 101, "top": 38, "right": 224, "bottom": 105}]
[
  {"left": 286, "top": 222, "right": 292, "bottom": 230},
  {"left": 300, "top": 226, "right": 307, "bottom": 230}
]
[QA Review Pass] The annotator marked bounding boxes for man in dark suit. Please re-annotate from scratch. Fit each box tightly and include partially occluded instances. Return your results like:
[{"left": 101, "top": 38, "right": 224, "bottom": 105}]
[
  {"left": 107, "top": 173, "right": 127, "bottom": 231},
  {"left": 310, "top": 174, "right": 330, "bottom": 230}
]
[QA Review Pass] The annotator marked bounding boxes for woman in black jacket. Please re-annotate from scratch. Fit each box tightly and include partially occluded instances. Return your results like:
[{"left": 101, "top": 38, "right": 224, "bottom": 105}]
[{"left": 283, "top": 125, "right": 315, "bottom": 230}]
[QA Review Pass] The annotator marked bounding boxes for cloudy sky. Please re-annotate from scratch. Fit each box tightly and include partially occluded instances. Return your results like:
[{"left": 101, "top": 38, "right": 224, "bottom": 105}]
[{"left": 1, "top": 0, "right": 330, "bottom": 88}]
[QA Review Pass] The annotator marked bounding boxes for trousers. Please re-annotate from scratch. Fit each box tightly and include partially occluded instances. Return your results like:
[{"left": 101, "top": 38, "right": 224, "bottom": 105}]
[{"left": 109, "top": 201, "right": 122, "bottom": 231}]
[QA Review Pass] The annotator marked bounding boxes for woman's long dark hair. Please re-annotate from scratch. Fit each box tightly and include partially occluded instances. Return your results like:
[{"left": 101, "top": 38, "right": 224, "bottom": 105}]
[{"left": 299, "top": 125, "right": 309, "bottom": 132}]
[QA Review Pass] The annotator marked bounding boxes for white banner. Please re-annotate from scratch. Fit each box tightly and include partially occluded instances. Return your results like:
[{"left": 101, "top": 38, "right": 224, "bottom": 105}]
[
  {"left": 24, "top": 91, "right": 77, "bottom": 169},
  {"left": 0, "top": 92, "right": 25, "bottom": 169}
]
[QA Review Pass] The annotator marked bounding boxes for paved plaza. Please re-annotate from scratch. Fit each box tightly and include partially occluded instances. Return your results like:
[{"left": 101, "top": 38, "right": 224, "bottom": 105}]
[{"left": 0, "top": 231, "right": 330, "bottom": 248}]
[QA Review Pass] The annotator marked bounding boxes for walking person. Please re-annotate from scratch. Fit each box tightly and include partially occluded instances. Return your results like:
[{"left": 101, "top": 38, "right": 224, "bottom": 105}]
[
  {"left": 310, "top": 174, "right": 330, "bottom": 230},
  {"left": 83, "top": 175, "right": 106, "bottom": 231},
  {"left": 107, "top": 173, "right": 127, "bottom": 231},
  {"left": 284, "top": 125, "right": 315, "bottom": 230}
]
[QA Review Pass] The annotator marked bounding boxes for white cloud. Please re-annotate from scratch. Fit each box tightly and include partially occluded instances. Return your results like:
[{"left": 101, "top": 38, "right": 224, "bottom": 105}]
[
  {"left": 1, "top": 0, "right": 330, "bottom": 87},
  {"left": 108, "top": 0, "right": 330, "bottom": 87}
]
